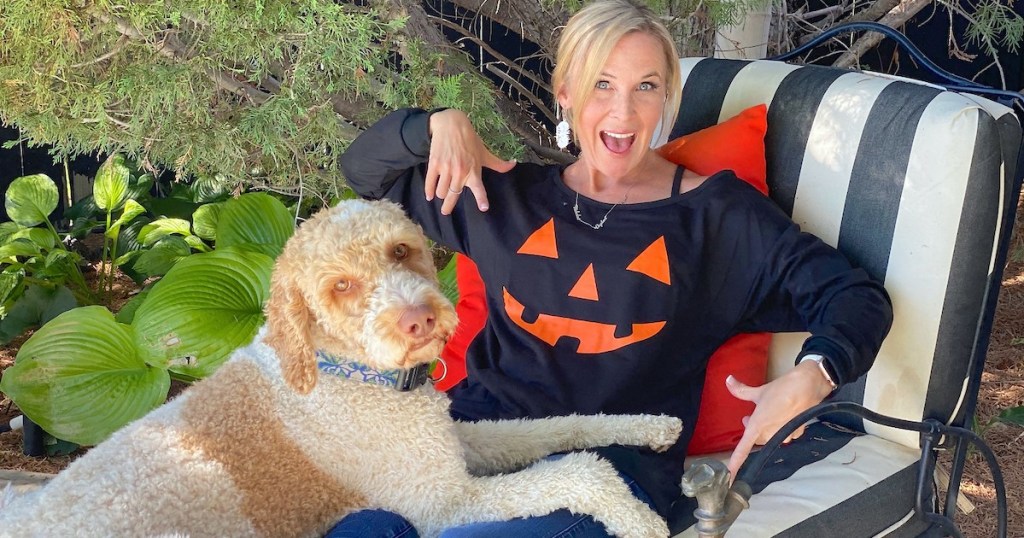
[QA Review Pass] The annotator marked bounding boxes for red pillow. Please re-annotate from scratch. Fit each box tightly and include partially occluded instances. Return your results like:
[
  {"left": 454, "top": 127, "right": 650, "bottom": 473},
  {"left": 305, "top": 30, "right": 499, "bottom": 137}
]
[
  {"left": 435, "top": 255, "right": 487, "bottom": 392},
  {"left": 657, "top": 103, "right": 768, "bottom": 195},
  {"left": 437, "top": 104, "right": 771, "bottom": 456}
]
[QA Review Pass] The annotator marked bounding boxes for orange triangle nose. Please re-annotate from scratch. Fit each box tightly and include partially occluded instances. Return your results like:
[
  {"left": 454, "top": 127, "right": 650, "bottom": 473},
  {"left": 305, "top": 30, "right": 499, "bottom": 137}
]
[{"left": 568, "top": 263, "right": 599, "bottom": 301}]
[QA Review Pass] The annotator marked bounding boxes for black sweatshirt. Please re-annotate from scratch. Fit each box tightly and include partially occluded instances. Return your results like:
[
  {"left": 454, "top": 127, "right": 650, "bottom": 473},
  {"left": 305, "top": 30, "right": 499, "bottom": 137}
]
[{"left": 340, "top": 108, "right": 893, "bottom": 523}]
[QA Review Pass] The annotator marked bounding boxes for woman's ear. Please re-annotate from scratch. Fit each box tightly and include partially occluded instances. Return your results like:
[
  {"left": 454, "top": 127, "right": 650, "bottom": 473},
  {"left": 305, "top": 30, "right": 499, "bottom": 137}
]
[
  {"left": 555, "top": 81, "right": 573, "bottom": 111},
  {"left": 264, "top": 271, "right": 318, "bottom": 395}
]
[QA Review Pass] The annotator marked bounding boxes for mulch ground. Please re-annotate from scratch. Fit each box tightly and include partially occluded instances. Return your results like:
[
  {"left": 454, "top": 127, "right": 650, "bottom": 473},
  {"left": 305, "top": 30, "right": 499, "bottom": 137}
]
[{"left": 2, "top": 214, "right": 1024, "bottom": 536}]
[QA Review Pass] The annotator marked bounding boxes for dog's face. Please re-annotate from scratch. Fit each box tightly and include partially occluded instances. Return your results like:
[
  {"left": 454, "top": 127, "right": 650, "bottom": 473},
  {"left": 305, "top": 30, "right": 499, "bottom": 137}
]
[{"left": 264, "top": 199, "right": 458, "bottom": 393}]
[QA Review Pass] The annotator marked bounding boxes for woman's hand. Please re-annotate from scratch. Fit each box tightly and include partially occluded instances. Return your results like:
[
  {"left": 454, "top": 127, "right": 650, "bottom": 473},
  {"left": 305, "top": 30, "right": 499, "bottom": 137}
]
[
  {"left": 426, "top": 109, "right": 516, "bottom": 215},
  {"left": 725, "top": 360, "right": 835, "bottom": 481}
]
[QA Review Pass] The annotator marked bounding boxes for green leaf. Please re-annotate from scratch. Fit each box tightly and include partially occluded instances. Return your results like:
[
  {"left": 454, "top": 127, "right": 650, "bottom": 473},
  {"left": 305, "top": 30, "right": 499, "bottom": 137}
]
[
  {"left": 138, "top": 218, "right": 192, "bottom": 246},
  {"left": 147, "top": 197, "right": 201, "bottom": 221},
  {"left": 65, "top": 195, "right": 100, "bottom": 222},
  {"left": 437, "top": 254, "right": 458, "bottom": 305},
  {"left": 5, "top": 174, "right": 59, "bottom": 227},
  {"left": 128, "top": 174, "right": 154, "bottom": 201},
  {"left": 0, "top": 239, "right": 42, "bottom": 260},
  {"left": 192, "top": 202, "right": 223, "bottom": 242},
  {"left": 94, "top": 155, "right": 131, "bottom": 211},
  {"left": 184, "top": 235, "right": 209, "bottom": 252},
  {"left": 44, "top": 249, "right": 82, "bottom": 270},
  {"left": 115, "top": 288, "right": 151, "bottom": 324},
  {"left": 0, "top": 284, "right": 77, "bottom": 344},
  {"left": 0, "top": 306, "right": 169, "bottom": 446},
  {"left": 217, "top": 193, "right": 294, "bottom": 257},
  {"left": 0, "top": 222, "right": 20, "bottom": 243},
  {"left": 133, "top": 236, "right": 192, "bottom": 277},
  {"left": 0, "top": 271, "right": 23, "bottom": 307},
  {"left": 996, "top": 406, "right": 1024, "bottom": 427},
  {"left": 46, "top": 437, "right": 80, "bottom": 457},
  {"left": 105, "top": 199, "right": 147, "bottom": 239},
  {"left": 131, "top": 247, "right": 273, "bottom": 378},
  {"left": 11, "top": 227, "right": 58, "bottom": 251},
  {"left": 68, "top": 218, "right": 102, "bottom": 239},
  {"left": 190, "top": 174, "right": 232, "bottom": 203}
]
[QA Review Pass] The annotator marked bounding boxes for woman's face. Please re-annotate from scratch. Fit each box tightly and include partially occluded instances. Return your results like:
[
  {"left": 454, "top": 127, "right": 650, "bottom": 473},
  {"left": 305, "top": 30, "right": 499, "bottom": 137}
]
[{"left": 562, "top": 31, "right": 669, "bottom": 182}]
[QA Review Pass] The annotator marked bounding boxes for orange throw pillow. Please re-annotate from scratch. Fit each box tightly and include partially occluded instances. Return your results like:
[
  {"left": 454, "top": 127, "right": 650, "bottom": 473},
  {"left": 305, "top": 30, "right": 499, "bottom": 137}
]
[
  {"left": 438, "top": 104, "right": 771, "bottom": 455},
  {"left": 657, "top": 103, "right": 768, "bottom": 195}
]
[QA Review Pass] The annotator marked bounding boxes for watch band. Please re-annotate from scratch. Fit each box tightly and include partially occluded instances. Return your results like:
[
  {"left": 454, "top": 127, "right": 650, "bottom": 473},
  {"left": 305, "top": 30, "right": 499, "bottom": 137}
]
[{"left": 799, "top": 354, "right": 838, "bottom": 391}]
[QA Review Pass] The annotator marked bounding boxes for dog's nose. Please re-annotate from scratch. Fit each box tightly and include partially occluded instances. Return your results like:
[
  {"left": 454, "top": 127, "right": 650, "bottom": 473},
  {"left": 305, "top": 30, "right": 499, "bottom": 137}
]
[{"left": 398, "top": 305, "right": 436, "bottom": 338}]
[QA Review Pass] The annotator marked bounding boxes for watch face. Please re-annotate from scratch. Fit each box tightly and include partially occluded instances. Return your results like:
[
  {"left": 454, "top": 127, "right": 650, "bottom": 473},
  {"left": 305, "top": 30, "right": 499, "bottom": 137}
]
[{"left": 802, "top": 355, "right": 837, "bottom": 389}]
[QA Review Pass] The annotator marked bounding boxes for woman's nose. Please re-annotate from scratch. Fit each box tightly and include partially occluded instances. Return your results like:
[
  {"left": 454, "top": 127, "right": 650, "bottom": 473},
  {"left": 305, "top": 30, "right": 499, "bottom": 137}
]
[{"left": 610, "top": 91, "right": 636, "bottom": 117}]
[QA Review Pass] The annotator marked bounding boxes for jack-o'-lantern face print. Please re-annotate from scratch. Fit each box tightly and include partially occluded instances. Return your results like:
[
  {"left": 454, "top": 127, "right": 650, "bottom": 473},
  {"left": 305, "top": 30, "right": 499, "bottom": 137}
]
[{"left": 502, "top": 218, "right": 671, "bottom": 354}]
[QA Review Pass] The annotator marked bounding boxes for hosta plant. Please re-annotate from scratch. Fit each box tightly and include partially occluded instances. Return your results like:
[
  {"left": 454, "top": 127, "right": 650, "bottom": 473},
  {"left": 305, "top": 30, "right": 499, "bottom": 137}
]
[{"left": 0, "top": 192, "right": 293, "bottom": 445}]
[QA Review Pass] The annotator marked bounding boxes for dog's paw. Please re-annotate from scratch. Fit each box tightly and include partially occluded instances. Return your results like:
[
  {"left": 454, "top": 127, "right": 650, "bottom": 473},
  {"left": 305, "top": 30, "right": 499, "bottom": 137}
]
[
  {"left": 599, "top": 503, "right": 669, "bottom": 538},
  {"left": 644, "top": 415, "right": 682, "bottom": 453}
]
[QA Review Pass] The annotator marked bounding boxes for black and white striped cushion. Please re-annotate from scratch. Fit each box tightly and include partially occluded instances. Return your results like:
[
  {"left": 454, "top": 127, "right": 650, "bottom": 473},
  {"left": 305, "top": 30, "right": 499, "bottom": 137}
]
[{"left": 668, "top": 58, "right": 1021, "bottom": 536}]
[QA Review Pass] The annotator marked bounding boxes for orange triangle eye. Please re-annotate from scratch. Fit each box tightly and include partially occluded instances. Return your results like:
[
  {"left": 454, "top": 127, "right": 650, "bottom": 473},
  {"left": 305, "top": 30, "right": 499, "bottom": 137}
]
[
  {"left": 627, "top": 236, "right": 670, "bottom": 285},
  {"left": 517, "top": 218, "right": 559, "bottom": 258},
  {"left": 568, "top": 264, "right": 599, "bottom": 301}
]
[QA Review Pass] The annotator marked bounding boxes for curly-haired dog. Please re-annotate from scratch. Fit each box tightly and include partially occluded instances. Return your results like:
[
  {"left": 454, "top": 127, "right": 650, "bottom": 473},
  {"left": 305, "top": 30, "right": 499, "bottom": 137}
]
[{"left": 0, "top": 199, "right": 681, "bottom": 538}]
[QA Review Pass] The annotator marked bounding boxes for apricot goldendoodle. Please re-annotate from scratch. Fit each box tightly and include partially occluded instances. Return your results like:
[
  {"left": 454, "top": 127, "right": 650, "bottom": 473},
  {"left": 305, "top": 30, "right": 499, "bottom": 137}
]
[{"left": 0, "top": 199, "right": 680, "bottom": 538}]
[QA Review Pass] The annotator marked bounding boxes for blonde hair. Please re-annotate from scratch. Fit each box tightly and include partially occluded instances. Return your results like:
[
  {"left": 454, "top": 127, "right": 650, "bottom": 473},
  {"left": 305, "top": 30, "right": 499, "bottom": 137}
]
[{"left": 551, "top": 0, "right": 681, "bottom": 144}]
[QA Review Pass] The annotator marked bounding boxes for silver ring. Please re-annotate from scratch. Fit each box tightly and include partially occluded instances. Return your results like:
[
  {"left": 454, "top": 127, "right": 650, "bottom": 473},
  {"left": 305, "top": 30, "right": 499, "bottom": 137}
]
[{"left": 448, "top": 186, "right": 464, "bottom": 194}]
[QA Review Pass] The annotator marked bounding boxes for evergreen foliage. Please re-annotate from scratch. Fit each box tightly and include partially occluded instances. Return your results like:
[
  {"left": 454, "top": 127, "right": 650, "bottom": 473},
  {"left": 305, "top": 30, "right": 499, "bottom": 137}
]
[{"left": 0, "top": 0, "right": 522, "bottom": 201}]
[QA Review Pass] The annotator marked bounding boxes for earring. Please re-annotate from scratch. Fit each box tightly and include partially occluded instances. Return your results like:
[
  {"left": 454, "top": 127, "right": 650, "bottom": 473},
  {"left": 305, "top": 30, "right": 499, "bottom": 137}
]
[{"left": 556, "top": 104, "right": 571, "bottom": 150}]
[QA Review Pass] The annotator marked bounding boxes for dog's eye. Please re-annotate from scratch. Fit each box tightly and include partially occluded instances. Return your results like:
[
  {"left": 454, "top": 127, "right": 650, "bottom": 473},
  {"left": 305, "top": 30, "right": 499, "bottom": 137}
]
[
  {"left": 334, "top": 279, "right": 351, "bottom": 292},
  {"left": 393, "top": 243, "right": 410, "bottom": 260}
]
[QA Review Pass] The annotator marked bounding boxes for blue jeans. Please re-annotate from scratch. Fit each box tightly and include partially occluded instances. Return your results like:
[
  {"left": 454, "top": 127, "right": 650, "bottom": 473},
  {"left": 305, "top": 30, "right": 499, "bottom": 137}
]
[{"left": 324, "top": 457, "right": 654, "bottom": 538}]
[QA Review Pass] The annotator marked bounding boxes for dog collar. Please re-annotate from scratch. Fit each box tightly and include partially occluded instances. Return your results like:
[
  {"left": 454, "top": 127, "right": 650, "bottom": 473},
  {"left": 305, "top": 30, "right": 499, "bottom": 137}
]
[{"left": 315, "top": 351, "right": 430, "bottom": 391}]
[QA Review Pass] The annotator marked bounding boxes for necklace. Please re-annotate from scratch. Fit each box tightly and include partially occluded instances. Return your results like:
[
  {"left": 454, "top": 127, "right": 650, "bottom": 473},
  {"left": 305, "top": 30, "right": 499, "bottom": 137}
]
[{"left": 573, "top": 187, "right": 632, "bottom": 230}]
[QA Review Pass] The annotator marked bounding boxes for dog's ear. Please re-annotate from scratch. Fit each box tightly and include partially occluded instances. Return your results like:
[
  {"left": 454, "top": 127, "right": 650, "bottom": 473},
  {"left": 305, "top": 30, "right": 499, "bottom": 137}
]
[{"left": 264, "top": 272, "right": 318, "bottom": 395}]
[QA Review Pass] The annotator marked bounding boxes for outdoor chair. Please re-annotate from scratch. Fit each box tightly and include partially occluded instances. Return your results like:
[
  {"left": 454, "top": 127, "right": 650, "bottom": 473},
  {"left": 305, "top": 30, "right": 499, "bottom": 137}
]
[{"left": 671, "top": 23, "right": 1023, "bottom": 537}]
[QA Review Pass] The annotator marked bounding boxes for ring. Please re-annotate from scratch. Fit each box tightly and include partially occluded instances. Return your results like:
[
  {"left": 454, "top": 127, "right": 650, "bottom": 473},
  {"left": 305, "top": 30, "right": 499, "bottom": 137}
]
[{"left": 448, "top": 186, "right": 464, "bottom": 194}]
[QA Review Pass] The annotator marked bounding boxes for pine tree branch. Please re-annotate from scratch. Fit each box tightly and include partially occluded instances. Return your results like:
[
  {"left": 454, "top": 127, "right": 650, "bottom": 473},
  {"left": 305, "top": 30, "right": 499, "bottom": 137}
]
[
  {"left": 93, "top": 11, "right": 273, "bottom": 105},
  {"left": 840, "top": 0, "right": 903, "bottom": 25},
  {"left": 429, "top": 14, "right": 554, "bottom": 97},
  {"left": 390, "top": 0, "right": 568, "bottom": 161},
  {"left": 832, "top": 0, "right": 935, "bottom": 68},
  {"left": 484, "top": 64, "right": 556, "bottom": 126},
  {"left": 444, "top": 0, "right": 569, "bottom": 56}
]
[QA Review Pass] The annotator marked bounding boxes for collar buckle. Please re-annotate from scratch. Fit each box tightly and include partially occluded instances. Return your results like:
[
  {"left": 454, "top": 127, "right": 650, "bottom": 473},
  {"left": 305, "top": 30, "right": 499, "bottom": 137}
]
[{"left": 396, "top": 362, "right": 431, "bottom": 391}]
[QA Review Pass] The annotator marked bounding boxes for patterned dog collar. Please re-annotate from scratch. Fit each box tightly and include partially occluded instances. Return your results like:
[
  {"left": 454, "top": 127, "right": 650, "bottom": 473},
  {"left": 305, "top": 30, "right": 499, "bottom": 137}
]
[{"left": 315, "top": 351, "right": 430, "bottom": 391}]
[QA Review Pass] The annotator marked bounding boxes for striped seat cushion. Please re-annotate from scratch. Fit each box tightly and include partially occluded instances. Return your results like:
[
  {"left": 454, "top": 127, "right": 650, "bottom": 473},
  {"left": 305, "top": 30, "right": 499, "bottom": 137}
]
[
  {"left": 673, "top": 422, "right": 929, "bottom": 537},
  {"left": 668, "top": 58, "right": 1021, "bottom": 536},
  {"left": 671, "top": 57, "right": 1020, "bottom": 448}
]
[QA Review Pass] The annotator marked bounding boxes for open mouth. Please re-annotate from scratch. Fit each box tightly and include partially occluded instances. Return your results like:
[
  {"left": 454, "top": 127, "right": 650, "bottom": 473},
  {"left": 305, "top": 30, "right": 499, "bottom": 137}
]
[{"left": 601, "top": 131, "right": 636, "bottom": 155}]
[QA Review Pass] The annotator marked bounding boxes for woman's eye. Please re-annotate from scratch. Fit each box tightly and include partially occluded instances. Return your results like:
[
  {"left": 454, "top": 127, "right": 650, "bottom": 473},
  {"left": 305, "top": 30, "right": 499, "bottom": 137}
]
[
  {"left": 595, "top": 80, "right": 611, "bottom": 90},
  {"left": 638, "top": 82, "right": 657, "bottom": 91},
  {"left": 393, "top": 243, "right": 409, "bottom": 260},
  {"left": 334, "top": 279, "right": 351, "bottom": 292}
]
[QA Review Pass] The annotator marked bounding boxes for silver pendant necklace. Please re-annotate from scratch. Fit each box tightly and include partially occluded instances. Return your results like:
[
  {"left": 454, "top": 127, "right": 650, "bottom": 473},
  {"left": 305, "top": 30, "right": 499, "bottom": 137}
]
[{"left": 573, "top": 186, "right": 633, "bottom": 230}]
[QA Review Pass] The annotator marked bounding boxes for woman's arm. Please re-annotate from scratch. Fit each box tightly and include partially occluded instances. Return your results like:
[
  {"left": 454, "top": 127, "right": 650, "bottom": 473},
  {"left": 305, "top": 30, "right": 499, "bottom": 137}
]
[
  {"left": 340, "top": 108, "right": 513, "bottom": 210},
  {"left": 339, "top": 108, "right": 514, "bottom": 251},
  {"left": 722, "top": 197, "right": 894, "bottom": 478}
]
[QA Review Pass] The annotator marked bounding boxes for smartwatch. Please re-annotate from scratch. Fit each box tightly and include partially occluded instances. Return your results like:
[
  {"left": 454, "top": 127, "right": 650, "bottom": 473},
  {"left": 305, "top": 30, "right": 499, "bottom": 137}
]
[{"left": 799, "top": 354, "right": 838, "bottom": 392}]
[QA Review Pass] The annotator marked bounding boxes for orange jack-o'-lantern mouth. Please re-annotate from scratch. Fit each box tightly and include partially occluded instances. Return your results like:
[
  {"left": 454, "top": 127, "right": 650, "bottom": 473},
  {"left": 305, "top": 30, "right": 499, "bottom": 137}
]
[
  {"left": 503, "top": 288, "right": 666, "bottom": 354},
  {"left": 501, "top": 217, "right": 671, "bottom": 354}
]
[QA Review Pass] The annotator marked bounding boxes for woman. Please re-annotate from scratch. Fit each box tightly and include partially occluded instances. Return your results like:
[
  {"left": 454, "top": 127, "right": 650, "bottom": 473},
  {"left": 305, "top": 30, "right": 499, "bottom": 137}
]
[{"left": 333, "top": 0, "right": 892, "bottom": 536}]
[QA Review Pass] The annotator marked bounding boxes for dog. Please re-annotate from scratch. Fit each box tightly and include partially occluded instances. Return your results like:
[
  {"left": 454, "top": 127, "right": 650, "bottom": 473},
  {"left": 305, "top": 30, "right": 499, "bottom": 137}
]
[{"left": 0, "top": 199, "right": 680, "bottom": 537}]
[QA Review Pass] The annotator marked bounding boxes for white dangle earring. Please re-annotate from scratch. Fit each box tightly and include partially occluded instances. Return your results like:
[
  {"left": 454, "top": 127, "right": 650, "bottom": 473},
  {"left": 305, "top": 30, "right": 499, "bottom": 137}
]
[{"left": 556, "top": 103, "right": 571, "bottom": 150}]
